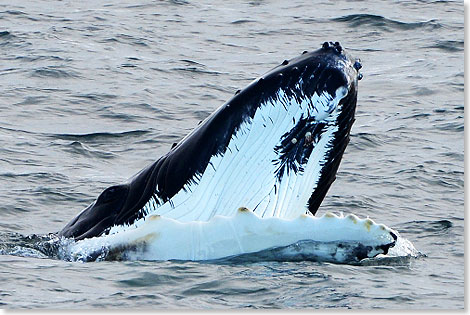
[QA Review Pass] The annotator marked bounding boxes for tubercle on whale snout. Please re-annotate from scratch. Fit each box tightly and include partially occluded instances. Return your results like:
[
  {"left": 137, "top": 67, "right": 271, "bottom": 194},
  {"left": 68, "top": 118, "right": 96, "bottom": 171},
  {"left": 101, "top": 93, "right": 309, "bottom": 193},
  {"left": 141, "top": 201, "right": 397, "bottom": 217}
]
[
  {"left": 317, "top": 41, "right": 363, "bottom": 81},
  {"left": 260, "top": 41, "right": 361, "bottom": 89},
  {"left": 279, "top": 41, "right": 362, "bottom": 82}
]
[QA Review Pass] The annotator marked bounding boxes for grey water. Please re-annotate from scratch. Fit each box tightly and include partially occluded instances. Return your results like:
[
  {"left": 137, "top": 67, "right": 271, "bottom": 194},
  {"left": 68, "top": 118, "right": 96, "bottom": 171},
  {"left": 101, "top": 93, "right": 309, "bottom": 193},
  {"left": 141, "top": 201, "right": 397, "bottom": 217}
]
[{"left": 0, "top": 0, "right": 463, "bottom": 309}]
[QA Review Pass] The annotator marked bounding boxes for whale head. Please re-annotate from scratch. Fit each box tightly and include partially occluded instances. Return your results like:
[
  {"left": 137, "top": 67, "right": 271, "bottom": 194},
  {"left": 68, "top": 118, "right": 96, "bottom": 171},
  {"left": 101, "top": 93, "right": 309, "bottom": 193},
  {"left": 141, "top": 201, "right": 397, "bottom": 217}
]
[{"left": 60, "top": 41, "right": 362, "bottom": 240}]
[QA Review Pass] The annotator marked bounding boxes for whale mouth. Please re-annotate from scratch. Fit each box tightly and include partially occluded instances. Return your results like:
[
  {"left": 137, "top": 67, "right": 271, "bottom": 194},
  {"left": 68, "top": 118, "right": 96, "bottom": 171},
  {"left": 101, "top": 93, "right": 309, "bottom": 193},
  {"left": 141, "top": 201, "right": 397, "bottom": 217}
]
[{"left": 59, "top": 41, "right": 363, "bottom": 243}]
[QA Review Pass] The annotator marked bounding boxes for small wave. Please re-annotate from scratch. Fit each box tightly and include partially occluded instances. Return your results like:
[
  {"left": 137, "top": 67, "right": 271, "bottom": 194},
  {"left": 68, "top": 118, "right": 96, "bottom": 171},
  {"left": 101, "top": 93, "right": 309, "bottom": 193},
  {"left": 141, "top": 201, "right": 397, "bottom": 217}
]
[
  {"left": 0, "top": 31, "right": 13, "bottom": 38},
  {"left": 412, "top": 87, "right": 437, "bottom": 96},
  {"left": 31, "top": 66, "right": 80, "bottom": 79},
  {"left": 231, "top": 19, "right": 255, "bottom": 25},
  {"left": 100, "top": 34, "right": 149, "bottom": 47},
  {"left": 118, "top": 272, "right": 182, "bottom": 287},
  {"left": 0, "top": 126, "right": 151, "bottom": 150},
  {"left": 434, "top": 121, "right": 464, "bottom": 132},
  {"left": 426, "top": 40, "right": 464, "bottom": 52},
  {"left": 350, "top": 132, "right": 386, "bottom": 149},
  {"left": 101, "top": 37, "right": 119, "bottom": 43},
  {"left": 0, "top": 126, "right": 149, "bottom": 143},
  {"left": 0, "top": 30, "right": 22, "bottom": 47},
  {"left": 433, "top": 106, "right": 464, "bottom": 114},
  {"left": 332, "top": 14, "right": 442, "bottom": 31},
  {"left": 16, "top": 95, "right": 49, "bottom": 105},
  {"left": 2, "top": 10, "right": 39, "bottom": 21},
  {"left": 15, "top": 55, "right": 66, "bottom": 62},
  {"left": 168, "top": 0, "right": 190, "bottom": 5},
  {"left": 180, "top": 59, "right": 205, "bottom": 66},
  {"left": 0, "top": 171, "right": 68, "bottom": 183},
  {"left": 440, "top": 151, "right": 464, "bottom": 161},
  {"left": 63, "top": 141, "right": 116, "bottom": 159},
  {"left": 120, "top": 63, "right": 137, "bottom": 68},
  {"left": 402, "top": 112, "right": 431, "bottom": 120},
  {"left": 172, "top": 67, "right": 221, "bottom": 76},
  {"left": 51, "top": 129, "right": 149, "bottom": 141},
  {"left": 3, "top": 10, "right": 26, "bottom": 16},
  {"left": 395, "top": 219, "right": 453, "bottom": 238},
  {"left": 71, "top": 93, "right": 117, "bottom": 101}
]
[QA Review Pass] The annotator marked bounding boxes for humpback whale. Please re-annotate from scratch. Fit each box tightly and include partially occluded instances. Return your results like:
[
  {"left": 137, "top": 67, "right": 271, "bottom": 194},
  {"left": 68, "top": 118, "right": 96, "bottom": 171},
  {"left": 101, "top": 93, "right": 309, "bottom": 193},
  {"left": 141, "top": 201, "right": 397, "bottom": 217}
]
[{"left": 56, "top": 42, "right": 400, "bottom": 262}]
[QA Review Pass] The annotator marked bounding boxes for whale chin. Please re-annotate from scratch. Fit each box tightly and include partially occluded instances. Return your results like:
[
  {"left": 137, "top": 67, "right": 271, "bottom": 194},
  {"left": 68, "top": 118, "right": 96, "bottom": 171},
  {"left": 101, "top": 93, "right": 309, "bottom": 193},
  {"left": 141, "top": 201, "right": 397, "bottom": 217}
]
[{"left": 59, "top": 41, "right": 362, "bottom": 243}]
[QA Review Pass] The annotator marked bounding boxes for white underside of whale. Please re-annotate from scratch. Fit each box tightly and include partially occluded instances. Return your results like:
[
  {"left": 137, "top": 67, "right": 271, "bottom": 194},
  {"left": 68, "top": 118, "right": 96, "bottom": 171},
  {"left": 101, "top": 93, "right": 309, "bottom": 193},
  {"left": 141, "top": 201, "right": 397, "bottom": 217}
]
[{"left": 61, "top": 209, "right": 414, "bottom": 263}]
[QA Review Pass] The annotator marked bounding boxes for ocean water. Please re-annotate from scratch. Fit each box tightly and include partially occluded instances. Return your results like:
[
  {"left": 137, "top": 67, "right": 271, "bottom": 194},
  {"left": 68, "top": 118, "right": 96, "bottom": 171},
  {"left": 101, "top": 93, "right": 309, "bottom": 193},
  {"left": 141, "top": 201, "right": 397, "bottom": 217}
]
[{"left": 0, "top": 0, "right": 464, "bottom": 309}]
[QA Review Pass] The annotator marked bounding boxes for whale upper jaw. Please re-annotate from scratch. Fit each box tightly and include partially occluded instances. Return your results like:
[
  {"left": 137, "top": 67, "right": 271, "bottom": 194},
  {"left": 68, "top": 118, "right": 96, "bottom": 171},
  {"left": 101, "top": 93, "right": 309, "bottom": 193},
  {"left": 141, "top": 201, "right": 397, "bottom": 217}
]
[{"left": 59, "top": 42, "right": 362, "bottom": 241}]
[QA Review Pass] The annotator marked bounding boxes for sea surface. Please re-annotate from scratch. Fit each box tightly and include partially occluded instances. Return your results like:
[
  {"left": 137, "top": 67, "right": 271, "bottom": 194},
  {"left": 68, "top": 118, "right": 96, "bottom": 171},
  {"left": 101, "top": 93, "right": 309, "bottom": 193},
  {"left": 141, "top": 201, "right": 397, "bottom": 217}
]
[{"left": 0, "top": 0, "right": 464, "bottom": 309}]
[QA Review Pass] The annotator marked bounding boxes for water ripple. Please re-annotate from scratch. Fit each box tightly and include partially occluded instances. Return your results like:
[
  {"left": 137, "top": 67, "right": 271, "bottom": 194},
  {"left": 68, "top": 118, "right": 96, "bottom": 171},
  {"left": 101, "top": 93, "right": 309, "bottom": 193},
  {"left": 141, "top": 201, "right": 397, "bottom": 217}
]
[
  {"left": 31, "top": 66, "right": 80, "bottom": 79},
  {"left": 0, "top": 30, "right": 13, "bottom": 38},
  {"left": 50, "top": 130, "right": 150, "bottom": 141},
  {"left": 332, "top": 14, "right": 442, "bottom": 31},
  {"left": 426, "top": 40, "right": 464, "bottom": 52},
  {"left": 118, "top": 272, "right": 182, "bottom": 287},
  {"left": 62, "top": 141, "right": 116, "bottom": 159},
  {"left": 395, "top": 220, "right": 453, "bottom": 236}
]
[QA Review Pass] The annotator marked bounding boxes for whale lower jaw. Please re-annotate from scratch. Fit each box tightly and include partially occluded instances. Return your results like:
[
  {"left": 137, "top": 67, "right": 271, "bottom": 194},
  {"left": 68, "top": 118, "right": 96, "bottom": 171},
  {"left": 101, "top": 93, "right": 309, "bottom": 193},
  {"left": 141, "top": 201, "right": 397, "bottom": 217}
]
[{"left": 61, "top": 209, "right": 398, "bottom": 264}]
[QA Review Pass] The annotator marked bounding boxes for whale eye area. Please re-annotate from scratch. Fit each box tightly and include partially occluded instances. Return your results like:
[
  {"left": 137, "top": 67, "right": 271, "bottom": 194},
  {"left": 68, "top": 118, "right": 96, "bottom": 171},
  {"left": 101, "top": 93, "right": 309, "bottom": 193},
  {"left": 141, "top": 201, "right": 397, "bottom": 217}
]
[
  {"left": 98, "top": 185, "right": 127, "bottom": 204},
  {"left": 315, "top": 68, "right": 348, "bottom": 97}
]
